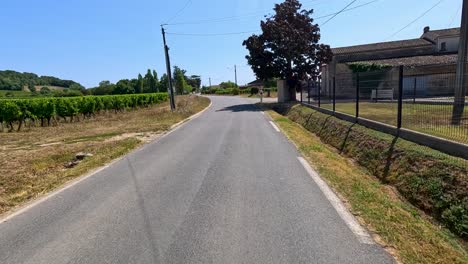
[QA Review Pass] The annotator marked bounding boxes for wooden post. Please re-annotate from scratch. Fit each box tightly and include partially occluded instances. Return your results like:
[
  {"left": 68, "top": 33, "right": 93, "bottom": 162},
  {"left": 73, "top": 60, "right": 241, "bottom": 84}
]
[
  {"left": 356, "top": 73, "right": 360, "bottom": 121},
  {"left": 333, "top": 77, "right": 336, "bottom": 112},
  {"left": 397, "top": 66, "right": 404, "bottom": 129}
]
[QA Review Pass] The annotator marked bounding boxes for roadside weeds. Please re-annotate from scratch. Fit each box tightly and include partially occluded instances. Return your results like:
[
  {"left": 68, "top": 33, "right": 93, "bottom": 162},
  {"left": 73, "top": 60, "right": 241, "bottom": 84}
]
[
  {"left": 266, "top": 109, "right": 468, "bottom": 264},
  {"left": 0, "top": 95, "right": 211, "bottom": 217}
]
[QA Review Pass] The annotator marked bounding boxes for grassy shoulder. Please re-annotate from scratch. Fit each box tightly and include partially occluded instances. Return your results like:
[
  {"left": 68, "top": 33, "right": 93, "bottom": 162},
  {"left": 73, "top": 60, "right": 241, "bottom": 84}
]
[
  {"left": 266, "top": 109, "right": 468, "bottom": 264},
  {"left": 331, "top": 101, "right": 468, "bottom": 144},
  {"left": 0, "top": 95, "right": 210, "bottom": 216}
]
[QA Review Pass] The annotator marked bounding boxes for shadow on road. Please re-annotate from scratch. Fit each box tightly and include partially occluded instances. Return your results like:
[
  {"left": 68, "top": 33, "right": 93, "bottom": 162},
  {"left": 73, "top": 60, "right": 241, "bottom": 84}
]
[{"left": 216, "top": 104, "right": 262, "bottom": 113}]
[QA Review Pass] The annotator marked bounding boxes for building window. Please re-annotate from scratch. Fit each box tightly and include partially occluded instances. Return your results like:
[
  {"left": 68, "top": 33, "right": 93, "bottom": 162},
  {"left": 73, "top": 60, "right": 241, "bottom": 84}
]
[{"left": 440, "top": 42, "right": 447, "bottom": 52}]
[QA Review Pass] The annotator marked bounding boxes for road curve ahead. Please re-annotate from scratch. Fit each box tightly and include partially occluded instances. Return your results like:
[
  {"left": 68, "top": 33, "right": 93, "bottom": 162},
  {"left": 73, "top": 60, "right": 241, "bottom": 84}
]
[{"left": 0, "top": 96, "right": 394, "bottom": 264}]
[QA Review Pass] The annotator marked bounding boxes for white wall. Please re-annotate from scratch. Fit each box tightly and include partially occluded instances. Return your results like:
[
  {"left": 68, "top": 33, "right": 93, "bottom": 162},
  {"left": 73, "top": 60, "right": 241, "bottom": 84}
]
[{"left": 438, "top": 36, "right": 459, "bottom": 52}]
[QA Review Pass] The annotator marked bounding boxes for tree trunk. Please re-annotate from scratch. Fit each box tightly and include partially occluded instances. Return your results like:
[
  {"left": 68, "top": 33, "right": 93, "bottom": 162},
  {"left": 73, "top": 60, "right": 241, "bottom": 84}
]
[{"left": 17, "top": 119, "right": 23, "bottom": 132}]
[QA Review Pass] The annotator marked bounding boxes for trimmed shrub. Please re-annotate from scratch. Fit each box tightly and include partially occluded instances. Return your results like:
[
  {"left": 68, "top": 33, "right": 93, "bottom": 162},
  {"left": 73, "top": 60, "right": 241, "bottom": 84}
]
[{"left": 250, "top": 87, "right": 259, "bottom": 95}]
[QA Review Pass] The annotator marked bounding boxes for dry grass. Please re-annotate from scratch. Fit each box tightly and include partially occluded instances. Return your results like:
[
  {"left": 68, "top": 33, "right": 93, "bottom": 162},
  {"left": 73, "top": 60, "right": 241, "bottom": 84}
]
[
  {"left": 0, "top": 95, "right": 210, "bottom": 215},
  {"left": 267, "top": 109, "right": 468, "bottom": 264}
]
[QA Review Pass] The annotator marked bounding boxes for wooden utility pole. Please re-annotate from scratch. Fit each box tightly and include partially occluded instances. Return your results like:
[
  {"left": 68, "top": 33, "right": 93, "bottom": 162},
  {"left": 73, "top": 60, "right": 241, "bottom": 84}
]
[
  {"left": 234, "top": 65, "right": 238, "bottom": 88},
  {"left": 209, "top": 77, "right": 212, "bottom": 88},
  {"left": 452, "top": 0, "right": 468, "bottom": 125},
  {"left": 161, "top": 25, "right": 176, "bottom": 111}
]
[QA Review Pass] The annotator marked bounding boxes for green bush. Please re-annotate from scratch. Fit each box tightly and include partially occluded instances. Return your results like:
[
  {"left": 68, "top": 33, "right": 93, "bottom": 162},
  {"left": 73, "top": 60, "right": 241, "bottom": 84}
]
[
  {"left": 215, "top": 89, "right": 232, "bottom": 95},
  {"left": 239, "top": 89, "right": 251, "bottom": 94},
  {"left": 40, "top": 87, "right": 51, "bottom": 95},
  {"left": 201, "top": 87, "right": 219, "bottom": 94},
  {"left": 250, "top": 87, "right": 259, "bottom": 95},
  {"left": 231, "top": 88, "right": 240, "bottom": 95},
  {"left": 282, "top": 105, "right": 468, "bottom": 239}
]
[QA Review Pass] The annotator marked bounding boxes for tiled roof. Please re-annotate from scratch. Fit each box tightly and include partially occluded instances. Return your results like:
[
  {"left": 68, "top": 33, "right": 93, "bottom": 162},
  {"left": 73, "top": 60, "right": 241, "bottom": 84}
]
[
  {"left": 332, "top": 39, "right": 432, "bottom": 55},
  {"left": 348, "top": 54, "right": 458, "bottom": 67},
  {"left": 422, "top": 27, "right": 460, "bottom": 41},
  {"left": 247, "top": 79, "right": 263, "bottom": 86}
]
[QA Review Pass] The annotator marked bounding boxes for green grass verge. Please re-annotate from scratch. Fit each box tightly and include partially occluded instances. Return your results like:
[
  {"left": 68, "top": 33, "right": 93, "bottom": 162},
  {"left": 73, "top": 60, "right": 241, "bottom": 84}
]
[
  {"left": 280, "top": 105, "right": 467, "bottom": 238},
  {"left": 267, "top": 109, "right": 468, "bottom": 264},
  {"left": 331, "top": 102, "right": 468, "bottom": 144}
]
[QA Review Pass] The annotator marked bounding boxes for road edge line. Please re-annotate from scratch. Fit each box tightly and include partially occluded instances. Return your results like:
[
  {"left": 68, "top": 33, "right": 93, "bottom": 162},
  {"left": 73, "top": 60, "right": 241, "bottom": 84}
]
[
  {"left": 297, "top": 157, "right": 375, "bottom": 245},
  {"left": 0, "top": 97, "right": 213, "bottom": 224},
  {"left": 269, "top": 121, "right": 281, "bottom": 132}
]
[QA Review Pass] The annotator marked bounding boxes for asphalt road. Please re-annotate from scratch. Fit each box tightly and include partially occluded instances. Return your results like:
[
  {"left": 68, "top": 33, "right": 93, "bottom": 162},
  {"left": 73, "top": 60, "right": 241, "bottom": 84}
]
[{"left": 0, "top": 96, "right": 394, "bottom": 264}]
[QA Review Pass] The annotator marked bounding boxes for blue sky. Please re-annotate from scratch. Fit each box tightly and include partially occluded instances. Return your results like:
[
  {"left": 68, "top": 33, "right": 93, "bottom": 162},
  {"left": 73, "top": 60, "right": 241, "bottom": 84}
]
[{"left": 0, "top": 0, "right": 462, "bottom": 88}]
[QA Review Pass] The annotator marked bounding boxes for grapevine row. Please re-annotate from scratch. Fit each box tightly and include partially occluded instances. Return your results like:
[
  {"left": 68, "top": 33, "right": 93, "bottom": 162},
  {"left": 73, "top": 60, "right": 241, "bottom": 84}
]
[{"left": 0, "top": 93, "right": 168, "bottom": 131}]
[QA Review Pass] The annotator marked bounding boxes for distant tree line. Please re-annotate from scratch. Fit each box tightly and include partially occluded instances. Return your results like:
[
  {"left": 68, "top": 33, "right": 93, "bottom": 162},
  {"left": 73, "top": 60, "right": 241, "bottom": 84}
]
[
  {"left": 0, "top": 70, "right": 85, "bottom": 92},
  {"left": 88, "top": 66, "right": 201, "bottom": 96}
]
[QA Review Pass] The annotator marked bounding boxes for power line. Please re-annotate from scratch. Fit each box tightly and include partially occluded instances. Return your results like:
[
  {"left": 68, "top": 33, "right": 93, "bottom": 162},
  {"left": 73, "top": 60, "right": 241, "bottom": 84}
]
[
  {"left": 384, "top": 0, "right": 445, "bottom": 41},
  {"left": 165, "top": 0, "right": 192, "bottom": 24},
  {"left": 166, "top": 30, "right": 260, "bottom": 36},
  {"left": 164, "top": 0, "right": 381, "bottom": 38},
  {"left": 448, "top": 3, "right": 462, "bottom": 27},
  {"left": 164, "top": 0, "right": 334, "bottom": 26},
  {"left": 166, "top": 0, "right": 379, "bottom": 26},
  {"left": 321, "top": 0, "right": 358, "bottom": 26},
  {"left": 315, "top": 0, "right": 380, "bottom": 20}
]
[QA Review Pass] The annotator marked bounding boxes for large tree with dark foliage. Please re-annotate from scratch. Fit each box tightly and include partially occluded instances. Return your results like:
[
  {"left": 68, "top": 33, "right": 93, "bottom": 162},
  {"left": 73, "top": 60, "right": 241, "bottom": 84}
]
[
  {"left": 173, "top": 66, "right": 188, "bottom": 95},
  {"left": 0, "top": 70, "right": 83, "bottom": 91},
  {"left": 186, "top": 75, "right": 201, "bottom": 92},
  {"left": 242, "top": 0, "right": 332, "bottom": 100},
  {"left": 144, "top": 69, "right": 156, "bottom": 93}
]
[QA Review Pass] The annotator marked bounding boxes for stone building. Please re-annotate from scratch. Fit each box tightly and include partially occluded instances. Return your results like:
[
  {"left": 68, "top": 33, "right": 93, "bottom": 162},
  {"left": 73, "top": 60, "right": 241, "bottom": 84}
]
[{"left": 321, "top": 27, "right": 460, "bottom": 99}]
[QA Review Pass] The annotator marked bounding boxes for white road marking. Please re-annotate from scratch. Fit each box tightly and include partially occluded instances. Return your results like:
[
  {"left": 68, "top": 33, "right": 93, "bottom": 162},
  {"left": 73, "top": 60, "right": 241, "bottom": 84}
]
[
  {"left": 297, "top": 157, "right": 375, "bottom": 244},
  {"left": 261, "top": 111, "right": 265, "bottom": 115},
  {"left": 0, "top": 99, "right": 213, "bottom": 225},
  {"left": 269, "top": 121, "right": 280, "bottom": 132}
]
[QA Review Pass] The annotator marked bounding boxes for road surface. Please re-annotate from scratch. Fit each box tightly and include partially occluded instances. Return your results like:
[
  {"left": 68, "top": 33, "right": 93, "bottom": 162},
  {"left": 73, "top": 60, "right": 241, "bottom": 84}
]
[{"left": 0, "top": 96, "right": 394, "bottom": 264}]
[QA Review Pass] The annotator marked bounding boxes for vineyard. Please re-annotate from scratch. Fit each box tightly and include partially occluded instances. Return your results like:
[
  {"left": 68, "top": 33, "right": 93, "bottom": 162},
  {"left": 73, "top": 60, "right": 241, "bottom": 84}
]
[{"left": 0, "top": 93, "right": 168, "bottom": 132}]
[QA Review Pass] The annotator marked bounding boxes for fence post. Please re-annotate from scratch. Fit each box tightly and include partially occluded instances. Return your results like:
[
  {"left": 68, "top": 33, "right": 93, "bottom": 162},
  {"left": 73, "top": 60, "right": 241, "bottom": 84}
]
[
  {"left": 318, "top": 77, "right": 321, "bottom": 107},
  {"left": 413, "top": 77, "right": 417, "bottom": 104},
  {"left": 308, "top": 80, "right": 311, "bottom": 104},
  {"left": 300, "top": 83, "right": 303, "bottom": 103},
  {"left": 397, "top": 66, "right": 404, "bottom": 129},
  {"left": 356, "top": 72, "right": 360, "bottom": 121},
  {"left": 333, "top": 77, "right": 336, "bottom": 112}
]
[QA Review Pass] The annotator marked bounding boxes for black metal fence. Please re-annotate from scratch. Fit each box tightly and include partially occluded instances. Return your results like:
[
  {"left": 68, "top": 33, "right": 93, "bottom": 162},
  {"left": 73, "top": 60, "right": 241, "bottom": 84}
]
[{"left": 300, "top": 65, "right": 468, "bottom": 147}]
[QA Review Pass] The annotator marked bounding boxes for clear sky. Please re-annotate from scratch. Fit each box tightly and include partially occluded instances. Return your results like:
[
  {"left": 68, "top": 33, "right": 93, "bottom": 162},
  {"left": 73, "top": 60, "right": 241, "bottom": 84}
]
[{"left": 0, "top": 0, "right": 462, "bottom": 88}]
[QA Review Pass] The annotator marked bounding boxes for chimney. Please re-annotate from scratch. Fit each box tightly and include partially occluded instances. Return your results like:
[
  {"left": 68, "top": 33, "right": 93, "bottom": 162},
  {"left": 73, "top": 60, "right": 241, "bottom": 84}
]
[{"left": 424, "top": 26, "right": 430, "bottom": 34}]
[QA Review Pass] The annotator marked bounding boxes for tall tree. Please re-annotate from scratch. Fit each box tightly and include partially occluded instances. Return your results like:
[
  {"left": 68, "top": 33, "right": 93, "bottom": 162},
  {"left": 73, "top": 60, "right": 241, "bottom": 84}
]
[
  {"left": 173, "top": 66, "right": 188, "bottom": 95},
  {"left": 114, "top": 79, "right": 134, "bottom": 94},
  {"left": 99, "top": 80, "right": 111, "bottom": 87},
  {"left": 136, "top": 74, "right": 143, "bottom": 93},
  {"left": 242, "top": 0, "right": 332, "bottom": 100},
  {"left": 152, "top": 70, "right": 159, "bottom": 92},
  {"left": 159, "top": 74, "right": 169, "bottom": 92},
  {"left": 144, "top": 69, "right": 155, "bottom": 93},
  {"left": 187, "top": 75, "right": 202, "bottom": 92}
]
